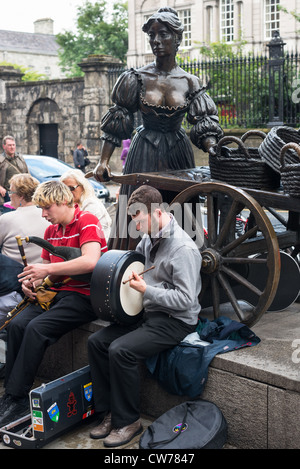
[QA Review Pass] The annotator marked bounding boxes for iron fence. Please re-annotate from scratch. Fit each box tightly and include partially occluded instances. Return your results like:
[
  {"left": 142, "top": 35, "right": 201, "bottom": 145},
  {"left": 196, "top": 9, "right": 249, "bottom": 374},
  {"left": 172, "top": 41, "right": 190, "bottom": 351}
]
[{"left": 108, "top": 52, "right": 300, "bottom": 129}]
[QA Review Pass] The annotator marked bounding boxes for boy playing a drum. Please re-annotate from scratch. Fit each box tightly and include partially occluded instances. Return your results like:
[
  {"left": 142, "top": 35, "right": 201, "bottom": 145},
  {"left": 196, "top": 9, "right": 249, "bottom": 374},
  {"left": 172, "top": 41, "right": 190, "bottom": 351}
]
[{"left": 88, "top": 185, "right": 202, "bottom": 447}]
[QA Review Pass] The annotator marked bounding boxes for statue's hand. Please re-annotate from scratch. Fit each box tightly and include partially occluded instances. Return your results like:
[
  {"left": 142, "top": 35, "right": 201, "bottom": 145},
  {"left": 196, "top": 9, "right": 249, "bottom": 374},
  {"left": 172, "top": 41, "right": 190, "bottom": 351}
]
[
  {"left": 202, "top": 136, "right": 217, "bottom": 152},
  {"left": 93, "top": 162, "right": 112, "bottom": 182}
]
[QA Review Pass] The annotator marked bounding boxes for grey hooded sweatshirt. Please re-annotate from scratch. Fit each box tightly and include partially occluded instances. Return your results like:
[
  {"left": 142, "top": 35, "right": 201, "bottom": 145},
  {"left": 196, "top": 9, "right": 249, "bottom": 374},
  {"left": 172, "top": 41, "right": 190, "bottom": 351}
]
[{"left": 136, "top": 216, "right": 202, "bottom": 325}]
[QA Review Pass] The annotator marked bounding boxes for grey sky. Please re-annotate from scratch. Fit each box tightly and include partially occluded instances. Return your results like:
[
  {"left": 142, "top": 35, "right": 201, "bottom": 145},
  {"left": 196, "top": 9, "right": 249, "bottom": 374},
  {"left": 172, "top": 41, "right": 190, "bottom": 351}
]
[{"left": 1, "top": 0, "right": 100, "bottom": 35}]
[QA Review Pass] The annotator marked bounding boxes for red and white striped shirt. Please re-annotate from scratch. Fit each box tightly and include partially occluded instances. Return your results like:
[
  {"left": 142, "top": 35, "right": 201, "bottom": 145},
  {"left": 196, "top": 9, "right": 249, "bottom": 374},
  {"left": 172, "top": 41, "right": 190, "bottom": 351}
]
[{"left": 41, "top": 206, "right": 107, "bottom": 295}]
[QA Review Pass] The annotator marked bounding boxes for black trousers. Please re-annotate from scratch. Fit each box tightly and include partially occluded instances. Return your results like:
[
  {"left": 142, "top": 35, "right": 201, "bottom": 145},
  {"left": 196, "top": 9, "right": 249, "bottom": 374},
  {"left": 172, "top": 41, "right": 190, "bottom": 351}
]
[
  {"left": 5, "top": 291, "right": 96, "bottom": 398},
  {"left": 88, "top": 311, "right": 195, "bottom": 428},
  {"left": 0, "top": 254, "right": 23, "bottom": 296}
]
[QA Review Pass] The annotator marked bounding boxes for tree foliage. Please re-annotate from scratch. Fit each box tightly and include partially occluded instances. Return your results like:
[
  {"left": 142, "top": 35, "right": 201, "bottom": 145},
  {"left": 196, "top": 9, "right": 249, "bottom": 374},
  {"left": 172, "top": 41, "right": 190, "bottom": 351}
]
[
  {"left": 0, "top": 62, "right": 47, "bottom": 81},
  {"left": 56, "top": 0, "right": 128, "bottom": 77},
  {"left": 178, "top": 42, "right": 271, "bottom": 128},
  {"left": 196, "top": 40, "right": 248, "bottom": 59},
  {"left": 278, "top": 5, "right": 300, "bottom": 24}
]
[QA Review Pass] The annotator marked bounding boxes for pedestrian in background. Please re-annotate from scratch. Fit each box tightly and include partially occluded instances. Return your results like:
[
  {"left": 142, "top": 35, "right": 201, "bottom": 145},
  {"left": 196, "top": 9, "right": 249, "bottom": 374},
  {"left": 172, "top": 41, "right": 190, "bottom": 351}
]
[
  {"left": 0, "top": 136, "right": 29, "bottom": 214},
  {"left": 73, "top": 141, "right": 89, "bottom": 173},
  {"left": 120, "top": 139, "right": 131, "bottom": 169}
]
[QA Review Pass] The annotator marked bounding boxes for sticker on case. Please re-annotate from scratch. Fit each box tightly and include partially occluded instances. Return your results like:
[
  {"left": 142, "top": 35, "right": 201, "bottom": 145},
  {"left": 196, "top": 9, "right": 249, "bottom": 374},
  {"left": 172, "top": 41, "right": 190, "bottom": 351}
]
[{"left": 47, "top": 402, "right": 60, "bottom": 423}]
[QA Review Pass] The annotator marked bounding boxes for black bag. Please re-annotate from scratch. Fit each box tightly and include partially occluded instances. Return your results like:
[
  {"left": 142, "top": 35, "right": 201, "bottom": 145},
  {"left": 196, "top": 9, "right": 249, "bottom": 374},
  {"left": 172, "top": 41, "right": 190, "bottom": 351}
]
[
  {"left": 84, "top": 157, "right": 91, "bottom": 166},
  {"left": 139, "top": 399, "right": 227, "bottom": 449}
]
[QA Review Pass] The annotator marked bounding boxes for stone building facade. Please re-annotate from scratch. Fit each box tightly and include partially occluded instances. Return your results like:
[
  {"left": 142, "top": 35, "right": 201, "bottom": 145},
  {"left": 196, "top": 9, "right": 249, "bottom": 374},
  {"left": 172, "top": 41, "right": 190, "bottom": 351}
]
[
  {"left": 0, "top": 19, "right": 65, "bottom": 80},
  {"left": 0, "top": 55, "right": 124, "bottom": 170},
  {"left": 127, "top": 0, "right": 300, "bottom": 67}
]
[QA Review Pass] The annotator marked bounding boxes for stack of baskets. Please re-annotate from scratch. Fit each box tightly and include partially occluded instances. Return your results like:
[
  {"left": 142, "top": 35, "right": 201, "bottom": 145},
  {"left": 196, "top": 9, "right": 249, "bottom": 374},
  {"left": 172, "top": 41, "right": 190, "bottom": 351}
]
[
  {"left": 258, "top": 126, "right": 300, "bottom": 174},
  {"left": 209, "top": 131, "right": 280, "bottom": 190},
  {"left": 280, "top": 142, "right": 300, "bottom": 197}
]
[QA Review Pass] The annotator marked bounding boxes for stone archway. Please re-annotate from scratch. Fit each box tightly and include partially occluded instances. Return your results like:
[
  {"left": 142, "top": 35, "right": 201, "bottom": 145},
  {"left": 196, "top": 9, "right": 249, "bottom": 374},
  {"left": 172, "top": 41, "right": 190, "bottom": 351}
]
[{"left": 27, "top": 98, "right": 64, "bottom": 158}]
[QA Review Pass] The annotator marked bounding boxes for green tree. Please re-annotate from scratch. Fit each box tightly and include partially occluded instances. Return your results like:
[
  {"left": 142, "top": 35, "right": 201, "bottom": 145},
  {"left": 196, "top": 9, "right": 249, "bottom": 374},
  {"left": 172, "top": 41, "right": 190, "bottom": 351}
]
[
  {"left": 0, "top": 62, "right": 47, "bottom": 81},
  {"left": 278, "top": 5, "right": 300, "bottom": 26},
  {"left": 178, "top": 42, "right": 270, "bottom": 128},
  {"left": 56, "top": 0, "right": 128, "bottom": 77},
  {"left": 197, "top": 39, "right": 247, "bottom": 60}
]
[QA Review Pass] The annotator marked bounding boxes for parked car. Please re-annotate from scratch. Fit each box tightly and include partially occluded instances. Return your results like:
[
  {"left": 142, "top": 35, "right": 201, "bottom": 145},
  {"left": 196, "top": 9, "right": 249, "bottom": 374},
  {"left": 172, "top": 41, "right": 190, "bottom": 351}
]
[{"left": 23, "top": 155, "right": 110, "bottom": 202}]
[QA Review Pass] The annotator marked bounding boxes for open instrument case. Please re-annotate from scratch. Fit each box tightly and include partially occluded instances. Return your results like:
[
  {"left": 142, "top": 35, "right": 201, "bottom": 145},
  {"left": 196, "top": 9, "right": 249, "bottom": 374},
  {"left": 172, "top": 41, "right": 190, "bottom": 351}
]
[{"left": 0, "top": 366, "right": 94, "bottom": 449}]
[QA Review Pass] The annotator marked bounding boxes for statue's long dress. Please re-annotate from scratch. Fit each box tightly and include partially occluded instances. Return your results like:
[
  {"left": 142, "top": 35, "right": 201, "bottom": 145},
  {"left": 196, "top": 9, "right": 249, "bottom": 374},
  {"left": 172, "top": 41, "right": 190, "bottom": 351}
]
[{"left": 101, "top": 68, "right": 223, "bottom": 250}]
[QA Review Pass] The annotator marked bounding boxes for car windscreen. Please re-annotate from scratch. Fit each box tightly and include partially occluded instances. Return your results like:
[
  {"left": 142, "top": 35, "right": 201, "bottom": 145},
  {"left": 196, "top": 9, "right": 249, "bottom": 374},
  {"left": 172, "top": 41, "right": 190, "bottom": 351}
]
[{"left": 25, "top": 158, "right": 72, "bottom": 180}]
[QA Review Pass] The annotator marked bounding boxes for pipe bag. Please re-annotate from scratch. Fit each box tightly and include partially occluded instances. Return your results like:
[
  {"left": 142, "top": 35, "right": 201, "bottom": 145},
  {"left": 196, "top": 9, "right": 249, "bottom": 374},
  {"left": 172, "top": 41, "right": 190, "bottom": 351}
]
[{"left": 139, "top": 399, "right": 227, "bottom": 449}]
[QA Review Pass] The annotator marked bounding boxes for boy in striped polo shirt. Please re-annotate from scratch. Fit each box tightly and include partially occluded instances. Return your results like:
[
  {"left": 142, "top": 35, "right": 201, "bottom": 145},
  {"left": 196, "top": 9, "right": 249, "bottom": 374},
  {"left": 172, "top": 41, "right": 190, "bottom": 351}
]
[{"left": 0, "top": 180, "right": 107, "bottom": 427}]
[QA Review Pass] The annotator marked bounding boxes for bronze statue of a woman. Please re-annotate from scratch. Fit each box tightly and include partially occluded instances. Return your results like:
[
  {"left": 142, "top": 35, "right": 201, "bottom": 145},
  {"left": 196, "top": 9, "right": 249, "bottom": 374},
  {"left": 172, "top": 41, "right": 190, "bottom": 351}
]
[{"left": 94, "top": 7, "right": 223, "bottom": 248}]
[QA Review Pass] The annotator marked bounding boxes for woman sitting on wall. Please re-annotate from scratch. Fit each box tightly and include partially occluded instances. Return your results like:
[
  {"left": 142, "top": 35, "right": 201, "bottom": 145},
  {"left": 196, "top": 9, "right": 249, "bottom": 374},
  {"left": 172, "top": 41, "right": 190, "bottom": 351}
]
[
  {"left": 0, "top": 173, "right": 50, "bottom": 377},
  {"left": 60, "top": 169, "right": 112, "bottom": 242},
  {"left": 0, "top": 173, "right": 50, "bottom": 315}
]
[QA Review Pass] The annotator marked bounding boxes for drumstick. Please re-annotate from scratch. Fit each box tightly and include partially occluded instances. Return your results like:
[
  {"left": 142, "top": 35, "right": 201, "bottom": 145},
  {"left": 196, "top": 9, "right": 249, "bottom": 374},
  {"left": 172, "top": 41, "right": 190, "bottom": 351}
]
[{"left": 123, "top": 266, "right": 155, "bottom": 284}]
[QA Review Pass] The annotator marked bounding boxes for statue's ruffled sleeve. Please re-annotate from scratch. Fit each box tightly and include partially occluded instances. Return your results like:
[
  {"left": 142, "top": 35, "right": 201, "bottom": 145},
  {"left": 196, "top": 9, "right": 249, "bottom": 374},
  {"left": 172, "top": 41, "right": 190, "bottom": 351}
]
[
  {"left": 100, "top": 70, "right": 139, "bottom": 147},
  {"left": 187, "top": 88, "right": 224, "bottom": 152}
]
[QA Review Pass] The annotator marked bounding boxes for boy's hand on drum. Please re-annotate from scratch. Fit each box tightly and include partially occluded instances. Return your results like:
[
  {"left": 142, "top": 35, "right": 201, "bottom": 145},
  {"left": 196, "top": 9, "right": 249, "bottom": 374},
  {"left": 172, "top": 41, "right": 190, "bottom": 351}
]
[{"left": 129, "top": 271, "right": 146, "bottom": 293}]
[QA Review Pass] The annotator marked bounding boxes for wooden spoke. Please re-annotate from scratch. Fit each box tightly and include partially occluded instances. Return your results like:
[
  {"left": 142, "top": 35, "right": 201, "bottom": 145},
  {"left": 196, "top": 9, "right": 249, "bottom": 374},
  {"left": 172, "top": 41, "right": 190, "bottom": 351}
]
[
  {"left": 211, "top": 276, "right": 220, "bottom": 318},
  {"left": 220, "top": 225, "right": 259, "bottom": 256},
  {"left": 206, "top": 193, "right": 217, "bottom": 246},
  {"left": 223, "top": 257, "right": 267, "bottom": 264},
  {"left": 217, "top": 272, "right": 248, "bottom": 322},
  {"left": 221, "top": 265, "right": 263, "bottom": 297},
  {"left": 214, "top": 199, "right": 241, "bottom": 249}
]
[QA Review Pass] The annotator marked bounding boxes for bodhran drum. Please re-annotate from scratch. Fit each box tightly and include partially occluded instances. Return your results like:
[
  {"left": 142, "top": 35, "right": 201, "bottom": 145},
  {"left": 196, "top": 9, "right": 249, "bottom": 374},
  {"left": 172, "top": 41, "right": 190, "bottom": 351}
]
[{"left": 90, "top": 250, "right": 145, "bottom": 325}]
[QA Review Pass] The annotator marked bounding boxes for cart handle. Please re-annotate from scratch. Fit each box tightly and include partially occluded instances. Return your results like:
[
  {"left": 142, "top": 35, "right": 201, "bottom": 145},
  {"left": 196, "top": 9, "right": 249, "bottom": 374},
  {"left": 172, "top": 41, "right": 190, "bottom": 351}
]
[
  {"left": 241, "top": 130, "right": 267, "bottom": 143},
  {"left": 280, "top": 142, "right": 300, "bottom": 168},
  {"left": 212, "top": 135, "right": 251, "bottom": 160}
]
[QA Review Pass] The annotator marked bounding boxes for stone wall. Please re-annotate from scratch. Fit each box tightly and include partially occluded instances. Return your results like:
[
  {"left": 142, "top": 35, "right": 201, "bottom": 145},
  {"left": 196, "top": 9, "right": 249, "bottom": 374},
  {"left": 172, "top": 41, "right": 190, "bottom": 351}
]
[
  {"left": 0, "top": 56, "right": 124, "bottom": 171},
  {"left": 6, "top": 78, "right": 84, "bottom": 162}
]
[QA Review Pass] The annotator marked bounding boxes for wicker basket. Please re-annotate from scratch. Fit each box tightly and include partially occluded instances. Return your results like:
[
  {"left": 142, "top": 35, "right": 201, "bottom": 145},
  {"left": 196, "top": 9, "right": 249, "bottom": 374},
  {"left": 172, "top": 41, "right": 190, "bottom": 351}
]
[
  {"left": 209, "top": 134, "right": 279, "bottom": 190},
  {"left": 259, "top": 126, "right": 300, "bottom": 174},
  {"left": 241, "top": 129, "right": 267, "bottom": 143},
  {"left": 280, "top": 142, "right": 300, "bottom": 197}
]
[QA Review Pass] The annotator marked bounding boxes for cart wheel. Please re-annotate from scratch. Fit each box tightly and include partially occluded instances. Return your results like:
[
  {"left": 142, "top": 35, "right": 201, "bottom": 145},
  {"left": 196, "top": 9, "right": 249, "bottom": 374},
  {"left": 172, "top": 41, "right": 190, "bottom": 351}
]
[{"left": 170, "top": 182, "right": 280, "bottom": 327}]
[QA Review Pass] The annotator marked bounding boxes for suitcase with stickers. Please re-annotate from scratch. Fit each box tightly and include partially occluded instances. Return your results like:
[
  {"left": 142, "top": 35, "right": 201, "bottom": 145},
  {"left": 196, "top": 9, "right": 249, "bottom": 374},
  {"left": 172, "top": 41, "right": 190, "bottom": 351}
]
[{"left": 0, "top": 366, "right": 94, "bottom": 449}]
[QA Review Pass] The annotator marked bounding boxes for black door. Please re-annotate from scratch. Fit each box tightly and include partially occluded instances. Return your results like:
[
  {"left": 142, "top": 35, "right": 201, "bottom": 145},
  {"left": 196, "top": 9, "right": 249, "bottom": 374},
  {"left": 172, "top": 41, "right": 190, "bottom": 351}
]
[{"left": 39, "top": 124, "right": 58, "bottom": 158}]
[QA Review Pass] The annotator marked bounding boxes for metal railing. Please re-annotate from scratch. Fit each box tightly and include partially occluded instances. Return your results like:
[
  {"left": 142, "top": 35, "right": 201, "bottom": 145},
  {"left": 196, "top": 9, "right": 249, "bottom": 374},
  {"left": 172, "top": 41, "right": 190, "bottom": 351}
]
[{"left": 107, "top": 51, "right": 300, "bottom": 129}]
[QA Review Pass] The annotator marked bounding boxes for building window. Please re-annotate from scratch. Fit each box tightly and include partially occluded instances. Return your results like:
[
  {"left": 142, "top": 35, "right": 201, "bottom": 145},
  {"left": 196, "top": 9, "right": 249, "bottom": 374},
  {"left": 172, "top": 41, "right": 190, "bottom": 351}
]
[
  {"left": 206, "top": 6, "right": 214, "bottom": 43},
  {"left": 220, "top": 0, "right": 234, "bottom": 42},
  {"left": 44, "top": 66, "right": 51, "bottom": 77},
  {"left": 264, "top": 0, "right": 280, "bottom": 40},
  {"left": 178, "top": 9, "right": 191, "bottom": 48}
]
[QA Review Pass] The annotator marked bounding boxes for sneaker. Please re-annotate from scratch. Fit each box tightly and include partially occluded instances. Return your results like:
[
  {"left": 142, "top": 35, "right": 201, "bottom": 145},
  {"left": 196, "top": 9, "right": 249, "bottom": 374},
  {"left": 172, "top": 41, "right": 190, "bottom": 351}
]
[
  {"left": 0, "top": 394, "right": 10, "bottom": 412},
  {"left": 90, "top": 413, "right": 112, "bottom": 439},
  {"left": 103, "top": 419, "right": 142, "bottom": 447},
  {"left": 0, "top": 395, "right": 29, "bottom": 428}
]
